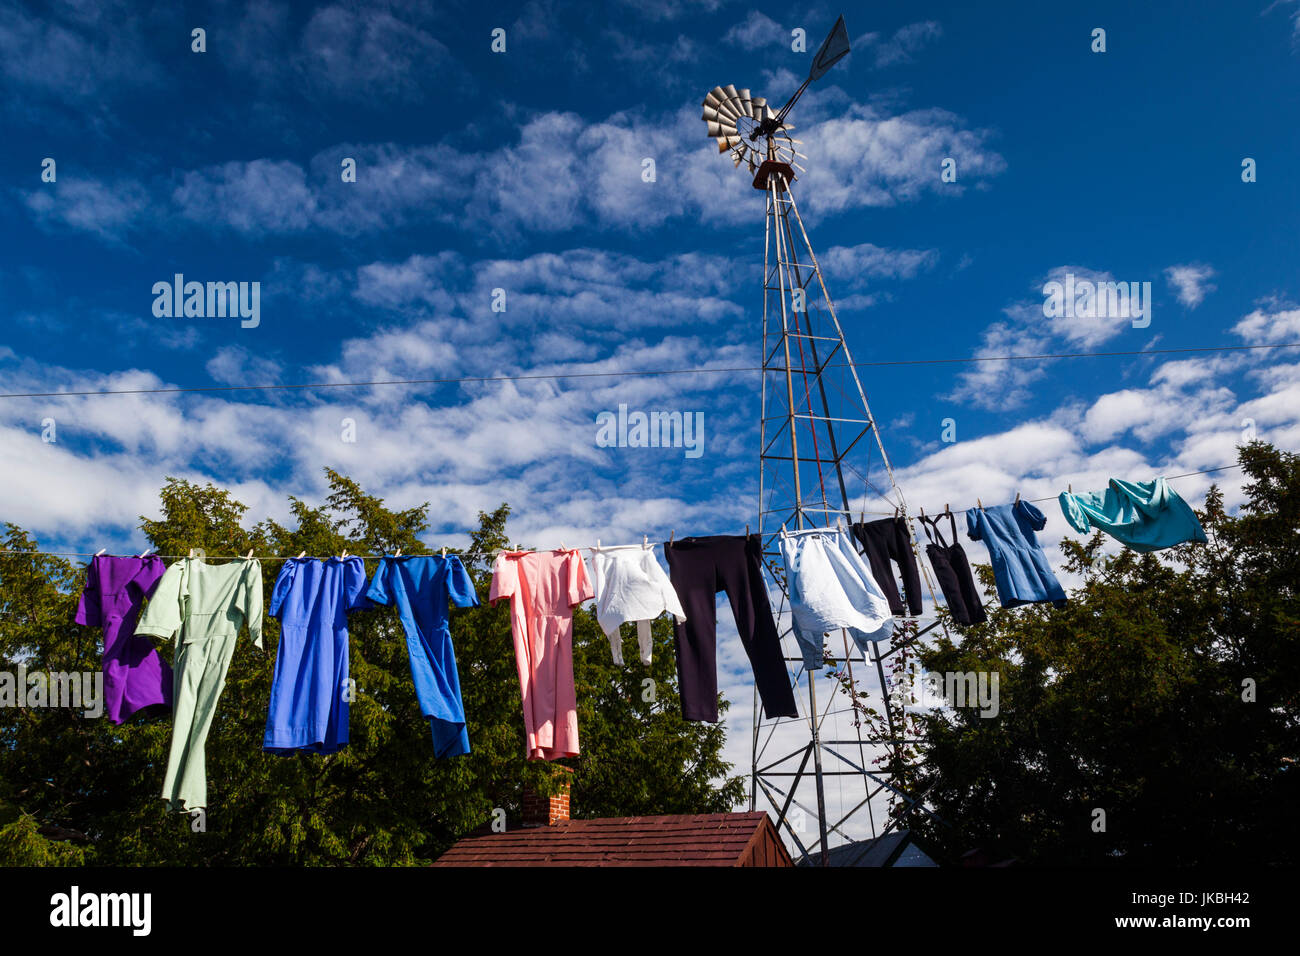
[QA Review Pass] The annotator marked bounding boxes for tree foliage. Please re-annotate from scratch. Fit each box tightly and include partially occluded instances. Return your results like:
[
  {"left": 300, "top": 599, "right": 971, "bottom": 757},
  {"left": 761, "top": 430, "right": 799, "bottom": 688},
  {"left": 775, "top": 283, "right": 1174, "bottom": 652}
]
[{"left": 913, "top": 442, "right": 1300, "bottom": 864}]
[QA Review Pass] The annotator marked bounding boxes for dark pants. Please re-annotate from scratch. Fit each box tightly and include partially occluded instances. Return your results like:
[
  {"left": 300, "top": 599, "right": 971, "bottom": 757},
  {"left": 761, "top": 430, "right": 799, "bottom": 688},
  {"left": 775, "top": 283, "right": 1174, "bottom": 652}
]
[
  {"left": 663, "top": 534, "right": 798, "bottom": 722},
  {"left": 850, "top": 517, "right": 924, "bottom": 616}
]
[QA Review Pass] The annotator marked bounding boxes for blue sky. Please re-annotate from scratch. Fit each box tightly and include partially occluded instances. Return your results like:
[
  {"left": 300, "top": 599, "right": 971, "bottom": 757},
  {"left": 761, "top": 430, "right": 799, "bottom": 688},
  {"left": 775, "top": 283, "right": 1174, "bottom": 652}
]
[{"left": 3, "top": 0, "right": 1300, "bottom": 832}]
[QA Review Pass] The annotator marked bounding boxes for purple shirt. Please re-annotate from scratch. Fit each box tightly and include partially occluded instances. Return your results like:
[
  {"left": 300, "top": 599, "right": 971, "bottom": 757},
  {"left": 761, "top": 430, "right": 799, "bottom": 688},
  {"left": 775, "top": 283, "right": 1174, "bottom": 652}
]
[{"left": 74, "top": 555, "right": 173, "bottom": 723}]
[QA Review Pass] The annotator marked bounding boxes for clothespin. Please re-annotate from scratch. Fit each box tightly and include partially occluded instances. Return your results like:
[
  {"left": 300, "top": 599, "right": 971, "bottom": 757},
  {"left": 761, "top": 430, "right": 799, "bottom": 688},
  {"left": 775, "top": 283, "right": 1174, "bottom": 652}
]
[
  {"left": 669, "top": 530, "right": 675, "bottom": 545},
  {"left": 441, "top": 547, "right": 446, "bottom": 558},
  {"left": 138, "top": 547, "right": 152, "bottom": 558},
  {"left": 341, "top": 548, "right": 348, "bottom": 559},
  {"left": 596, "top": 538, "right": 601, "bottom": 549},
  {"left": 1068, "top": 483, "right": 1072, "bottom": 494},
  {"left": 394, "top": 548, "right": 402, "bottom": 558},
  {"left": 95, "top": 548, "right": 107, "bottom": 557},
  {"left": 643, "top": 534, "right": 649, "bottom": 549},
  {"left": 245, "top": 549, "right": 254, "bottom": 560},
  {"left": 188, "top": 548, "right": 195, "bottom": 558},
  {"left": 919, "top": 506, "right": 926, "bottom": 518},
  {"left": 944, "top": 503, "right": 950, "bottom": 515},
  {"left": 560, "top": 540, "right": 567, "bottom": 552},
  {"left": 745, "top": 523, "right": 749, "bottom": 537},
  {"left": 1014, "top": 492, "right": 1021, "bottom": 504},
  {"left": 297, "top": 551, "right": 306, "bottom": 559}
]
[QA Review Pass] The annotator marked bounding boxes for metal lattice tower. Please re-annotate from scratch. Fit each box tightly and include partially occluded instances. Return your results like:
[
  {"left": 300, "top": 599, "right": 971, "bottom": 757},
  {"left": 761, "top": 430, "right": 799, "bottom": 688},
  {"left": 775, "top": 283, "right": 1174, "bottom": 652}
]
[{"left": 701, "top": 18, "right": 952, "bottom": 864}]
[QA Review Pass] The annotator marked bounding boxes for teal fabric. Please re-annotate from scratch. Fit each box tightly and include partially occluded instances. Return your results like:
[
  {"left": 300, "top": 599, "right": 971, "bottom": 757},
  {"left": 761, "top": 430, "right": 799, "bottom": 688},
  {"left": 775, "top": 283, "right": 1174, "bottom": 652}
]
[{"left": 1058, "top": 477, "right": 1207, "bottom": 553}]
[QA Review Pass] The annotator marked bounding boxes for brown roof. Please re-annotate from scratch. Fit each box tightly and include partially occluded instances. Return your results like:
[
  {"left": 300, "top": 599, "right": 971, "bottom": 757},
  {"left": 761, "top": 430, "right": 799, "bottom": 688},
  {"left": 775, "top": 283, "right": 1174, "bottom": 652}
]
[{"left": 433, "top": 811, "right": 793, "bottom": 867}]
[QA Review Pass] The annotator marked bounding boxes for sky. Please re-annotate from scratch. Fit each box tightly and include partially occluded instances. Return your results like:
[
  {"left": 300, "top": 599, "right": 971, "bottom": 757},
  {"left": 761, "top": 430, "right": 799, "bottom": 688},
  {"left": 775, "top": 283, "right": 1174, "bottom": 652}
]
[{"left": 3, "top": 0, "right": 1299, "bottom": 851}]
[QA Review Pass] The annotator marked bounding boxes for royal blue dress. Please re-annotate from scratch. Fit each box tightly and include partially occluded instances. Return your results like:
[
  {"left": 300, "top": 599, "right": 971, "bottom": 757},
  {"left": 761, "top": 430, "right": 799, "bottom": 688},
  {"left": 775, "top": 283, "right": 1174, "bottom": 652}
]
[
  {"left": 264, "top": 557, "right": 372, "bottom": 754},
  {"left": 966, "top": 500, "right": 1068, "bottom": 609},
  {"left": 366, "top": 555, "right": 479, "bottom": 757}
]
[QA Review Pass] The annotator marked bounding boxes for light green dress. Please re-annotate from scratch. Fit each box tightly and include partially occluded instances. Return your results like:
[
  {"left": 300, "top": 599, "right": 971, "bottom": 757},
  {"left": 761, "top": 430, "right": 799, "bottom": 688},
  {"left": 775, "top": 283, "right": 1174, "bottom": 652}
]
[{"left": 136, "top": 557, "right": 263, "bottom": 812}]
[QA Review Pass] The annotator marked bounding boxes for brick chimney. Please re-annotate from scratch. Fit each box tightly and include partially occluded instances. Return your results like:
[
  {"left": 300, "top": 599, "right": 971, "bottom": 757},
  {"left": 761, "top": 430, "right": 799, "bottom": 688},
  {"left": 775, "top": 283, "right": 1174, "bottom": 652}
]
[{"left": 521, "top": 766, "right": 573, "bottom": 828}]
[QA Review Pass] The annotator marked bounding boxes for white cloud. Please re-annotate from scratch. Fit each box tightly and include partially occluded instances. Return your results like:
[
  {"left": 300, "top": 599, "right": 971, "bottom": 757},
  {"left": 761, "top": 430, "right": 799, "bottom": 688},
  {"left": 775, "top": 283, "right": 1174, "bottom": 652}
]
[
  {"left": 1165, "top": 263, "right": 1216, "bottom": 308},
  {"left": 723, "top": 11, "right": 785, "bottom": 51},
  {"left": 1233, "top": 301, "right": 1300, "bottom": 344}
]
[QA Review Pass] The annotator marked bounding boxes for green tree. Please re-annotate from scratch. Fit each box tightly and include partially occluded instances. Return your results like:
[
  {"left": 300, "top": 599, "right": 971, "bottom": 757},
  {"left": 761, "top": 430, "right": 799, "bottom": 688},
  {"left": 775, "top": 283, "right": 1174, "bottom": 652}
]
[
  {"left": 913, "top": 442, "right": 1300, "bottom": 865},
  {"left": 0, "top": 471, "right": 742, "bottom": 865}
]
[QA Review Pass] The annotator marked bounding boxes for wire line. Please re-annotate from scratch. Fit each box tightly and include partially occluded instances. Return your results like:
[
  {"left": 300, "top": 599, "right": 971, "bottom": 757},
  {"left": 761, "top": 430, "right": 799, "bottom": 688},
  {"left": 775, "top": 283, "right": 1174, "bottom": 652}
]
[{"left": 0, "top": 342, "right": 1293, "bottom": 400}]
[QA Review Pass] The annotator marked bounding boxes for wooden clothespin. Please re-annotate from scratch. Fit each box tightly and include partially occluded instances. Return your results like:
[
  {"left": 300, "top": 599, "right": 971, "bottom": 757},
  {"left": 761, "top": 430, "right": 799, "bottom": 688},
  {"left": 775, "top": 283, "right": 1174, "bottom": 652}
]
[
  {"left": 919, "top": 506, "right": 926, "bottom": 518},
  {"left": 944, "top": 503, "right": 950, "bottom": 516},
  {"left": 394, "top": 548, "right": 402, "bottom": 558},
  {"left": 977, "top": 498, "right": 984, "bottom": 511},
  {"left": 95, "top": 548, "right": 107, "bottom": 557},
  {"left": 138, "top": 547, "right": 152, "bottom": 558},
  {"left": 745, "top": 523, "right": 749, "bottom": 537},
  {"left": 245, "top": 549, "right": 254, "bottom": 560},
  {"left": 341, "top": 548, "right": 348, "bottom": 559},
  {"left": 1068, "top": 483, "right": 1072, "bottom": 494},
  {"left": 596, "top": 538, "right": 601, "bottom": 549},
  {"left": 643, "top": 534, "right": 649, "bottom": 549},
  {"left": 297, "top": 551, "right": 306, "bottom": 559},
  {"left": 188, "top": 548, "right": 195, "bottom": 558},
  {"left": 1014, "top": 492, "right": 1021, "bottom": 504},
  {"left": 441, "top": 547, "right": 446, "bottom": 558},
  {"left": 669, "top": 530, "right": 675, "bottom": 545}
]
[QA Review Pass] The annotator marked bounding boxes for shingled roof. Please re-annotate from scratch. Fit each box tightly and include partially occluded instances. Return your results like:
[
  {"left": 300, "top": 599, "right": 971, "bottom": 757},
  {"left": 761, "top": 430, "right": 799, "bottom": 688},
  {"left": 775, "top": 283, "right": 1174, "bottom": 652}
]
[{"left": 433, "top": 811, "right": 793, "bottom": 867}]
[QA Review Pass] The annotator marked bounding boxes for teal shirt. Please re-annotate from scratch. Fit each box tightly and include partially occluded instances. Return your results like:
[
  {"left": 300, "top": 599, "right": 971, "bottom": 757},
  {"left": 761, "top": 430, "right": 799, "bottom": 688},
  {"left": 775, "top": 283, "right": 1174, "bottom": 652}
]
[{"left": 1059, "top": 478, "right": 1207, "bottom": 553}]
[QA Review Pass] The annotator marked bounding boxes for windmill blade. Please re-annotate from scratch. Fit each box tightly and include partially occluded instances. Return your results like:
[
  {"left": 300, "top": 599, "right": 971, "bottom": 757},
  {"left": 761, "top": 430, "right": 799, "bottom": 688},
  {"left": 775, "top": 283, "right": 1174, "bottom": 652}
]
[
  {"left": 737, "top": 88, "right": 752, "bottom": 119},
  {"left": 750, "top": 96, "right": 767, "bottom": 119},
  {"left": 716, "top": 135, "right": 741, "bottom": 152},
  {"left": 808, "top": 15, "right": 851, "bottom": 81},
  {"left": 706, "top": 120, "right": 737, "bottom": 138},
  {"left": 701, "top": 104, "right": 730, "bottom": 125}
]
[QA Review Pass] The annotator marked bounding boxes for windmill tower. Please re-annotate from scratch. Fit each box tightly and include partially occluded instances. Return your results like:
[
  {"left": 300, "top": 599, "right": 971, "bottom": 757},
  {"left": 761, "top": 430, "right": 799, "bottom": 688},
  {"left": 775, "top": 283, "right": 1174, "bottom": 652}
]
[{"left": 702, "top": 17, "right": 947, "bottom": 864}]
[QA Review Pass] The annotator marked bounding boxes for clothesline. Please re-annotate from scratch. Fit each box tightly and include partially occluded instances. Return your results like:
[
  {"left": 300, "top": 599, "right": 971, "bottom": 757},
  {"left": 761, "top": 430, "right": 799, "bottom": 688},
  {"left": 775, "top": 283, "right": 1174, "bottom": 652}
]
[
  {"left": 0, "top": 463, "right": 1242, "bottom": 563},
  {"left": 852, "top": 463, "right": 1242, "bottom": 517}
]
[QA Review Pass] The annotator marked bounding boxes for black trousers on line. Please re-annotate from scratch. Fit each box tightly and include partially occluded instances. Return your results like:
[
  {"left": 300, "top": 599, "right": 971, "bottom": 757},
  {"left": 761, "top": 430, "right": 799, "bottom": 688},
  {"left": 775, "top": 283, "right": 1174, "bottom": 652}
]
[
  {"left": 662, "top": 534, "right": 798, "bottom": 723},
  {"left": 850, "top": 517, "right": 924, "bottom": 616}
]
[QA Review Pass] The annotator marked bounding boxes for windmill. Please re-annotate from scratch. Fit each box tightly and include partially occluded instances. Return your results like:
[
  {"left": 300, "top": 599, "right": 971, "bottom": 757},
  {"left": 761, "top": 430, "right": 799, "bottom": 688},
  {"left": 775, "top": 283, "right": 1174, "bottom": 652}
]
[{"left": 702, "top": 16, "right": 949, "bottom": 864}]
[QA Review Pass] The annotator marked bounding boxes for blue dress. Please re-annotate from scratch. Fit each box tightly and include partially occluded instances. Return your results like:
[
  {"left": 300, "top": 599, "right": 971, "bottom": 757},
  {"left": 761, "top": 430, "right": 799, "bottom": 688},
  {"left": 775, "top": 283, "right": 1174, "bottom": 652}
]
[
  {"left": 366, "top": 555, "right": 479, "bottom": 758},
  {"left": 966, "top": 500, "right": 1068, "bottom": 609},
  {"left": 264, "top": 557, "right": 372, "bottom": 754},
  {"left": 1059, "top": 477, "right": 1207, "bottom": 553}
]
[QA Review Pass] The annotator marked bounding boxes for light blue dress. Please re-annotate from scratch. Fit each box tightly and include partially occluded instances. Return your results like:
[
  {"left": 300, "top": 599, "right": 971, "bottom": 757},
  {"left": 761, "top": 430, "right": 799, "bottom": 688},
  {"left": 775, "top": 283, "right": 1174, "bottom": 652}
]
[
  {"left": 264, "top": 557, "right": 371, "bottom": 754},
  {"left": 1059, "top": 478, "right": 1207, "bottom": 553},
  {"left": 966, "top": 500, "right": 1068, "bottom": 609},
  {"left": 366, "top": 555, "right": 479, "bottom": 758}
]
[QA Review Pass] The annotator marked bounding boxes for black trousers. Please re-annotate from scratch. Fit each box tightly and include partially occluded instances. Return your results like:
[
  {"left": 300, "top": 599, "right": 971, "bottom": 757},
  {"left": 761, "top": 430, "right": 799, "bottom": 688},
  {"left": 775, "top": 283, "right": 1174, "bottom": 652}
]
[
  {"left": 918, "top": 513, "right": 988, "bottom": 626},
  {"left": 663, "top": 534, "right": 798, "bottom": 723},
  {"left": 850, "top": 517, "right": 924, "bottom": 616}
]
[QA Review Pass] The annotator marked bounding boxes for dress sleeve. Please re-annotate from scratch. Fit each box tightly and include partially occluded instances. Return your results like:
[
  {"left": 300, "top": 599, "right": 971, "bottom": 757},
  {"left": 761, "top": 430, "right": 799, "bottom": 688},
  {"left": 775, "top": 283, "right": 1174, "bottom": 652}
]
[
  {"left": 965, "top": 508, "right": 983, "bottom": 541},
  {"left": 135, "top": 561, "right": 186, "bottom": 641},
  {"left": 345, "top": 557, "right": 373, "bottom": 611},
  {"left": 568, "top": 551, "right": 595, "bottom": 607},
  {"left": 1016, "top": 499, "right": 1048, "bottom": 531},
  {"left": 488, "top": 553, "right": 514, "bottom": 604},
  {"left": 269, "top": 561, "right": 297, "bottom": 620},
  {"left": 649, "top": 550, "right": 687, "bottom": 622},
  {"left": 73, "top": 557, "right": 102, "bottom": 627},
  {"left": 365, "top": 557, "right": 391, "bottom": 606},
  {"left": 240, "top": 559, "right": 264, "bottom": 649},
  {"left": 1058, "top": 492, "right": 1091, "bottom": 534},
  {"left": 446, "top": 556, "right": 480, "bottom": 608}
]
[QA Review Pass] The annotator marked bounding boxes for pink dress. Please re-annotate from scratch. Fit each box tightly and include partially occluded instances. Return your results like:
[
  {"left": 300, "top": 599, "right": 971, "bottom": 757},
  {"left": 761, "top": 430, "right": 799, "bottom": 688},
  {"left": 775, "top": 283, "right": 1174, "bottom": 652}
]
[{"left": 490, "top": 549, "right": 594, "bottom": 761}]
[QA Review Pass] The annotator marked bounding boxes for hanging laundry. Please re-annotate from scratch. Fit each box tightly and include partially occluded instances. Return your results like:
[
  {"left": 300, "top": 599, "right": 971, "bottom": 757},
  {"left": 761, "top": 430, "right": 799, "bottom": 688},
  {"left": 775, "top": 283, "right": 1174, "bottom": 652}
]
[
  {"left": 850, "top": 516, "right": 924, "bottom": 616},
  {"left": 73, "top": 554, "right": 172, "bottom": 724},
  {"left": 662, "top": 534, "right": 798, "bottom": 723},
  {"left": 590, "top": 543, "right": 685, "bottom": 666},
  {"left": 264, "top": 557, "right": 372, "bottom": 755},
  {"left": 367, "top": 554, "right": 479, "bottom": 758},
  {"left": 490, "top": 549, "right": 593, "bottom": 761},
  {"left": 917, "top": 512, "right": 987, "bottom": 626},
  {"left": 134, "top": 556, "right": 263, "bottom": 812},
  {"left": 779, "top": 523, "right": 892, "bottom": 670},
  {"left": 965, "top": 501, "right": 1067, "bottom": 609},
  {"left": 1058, "top": 477, "right": 1208, "bottom": 552}
]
